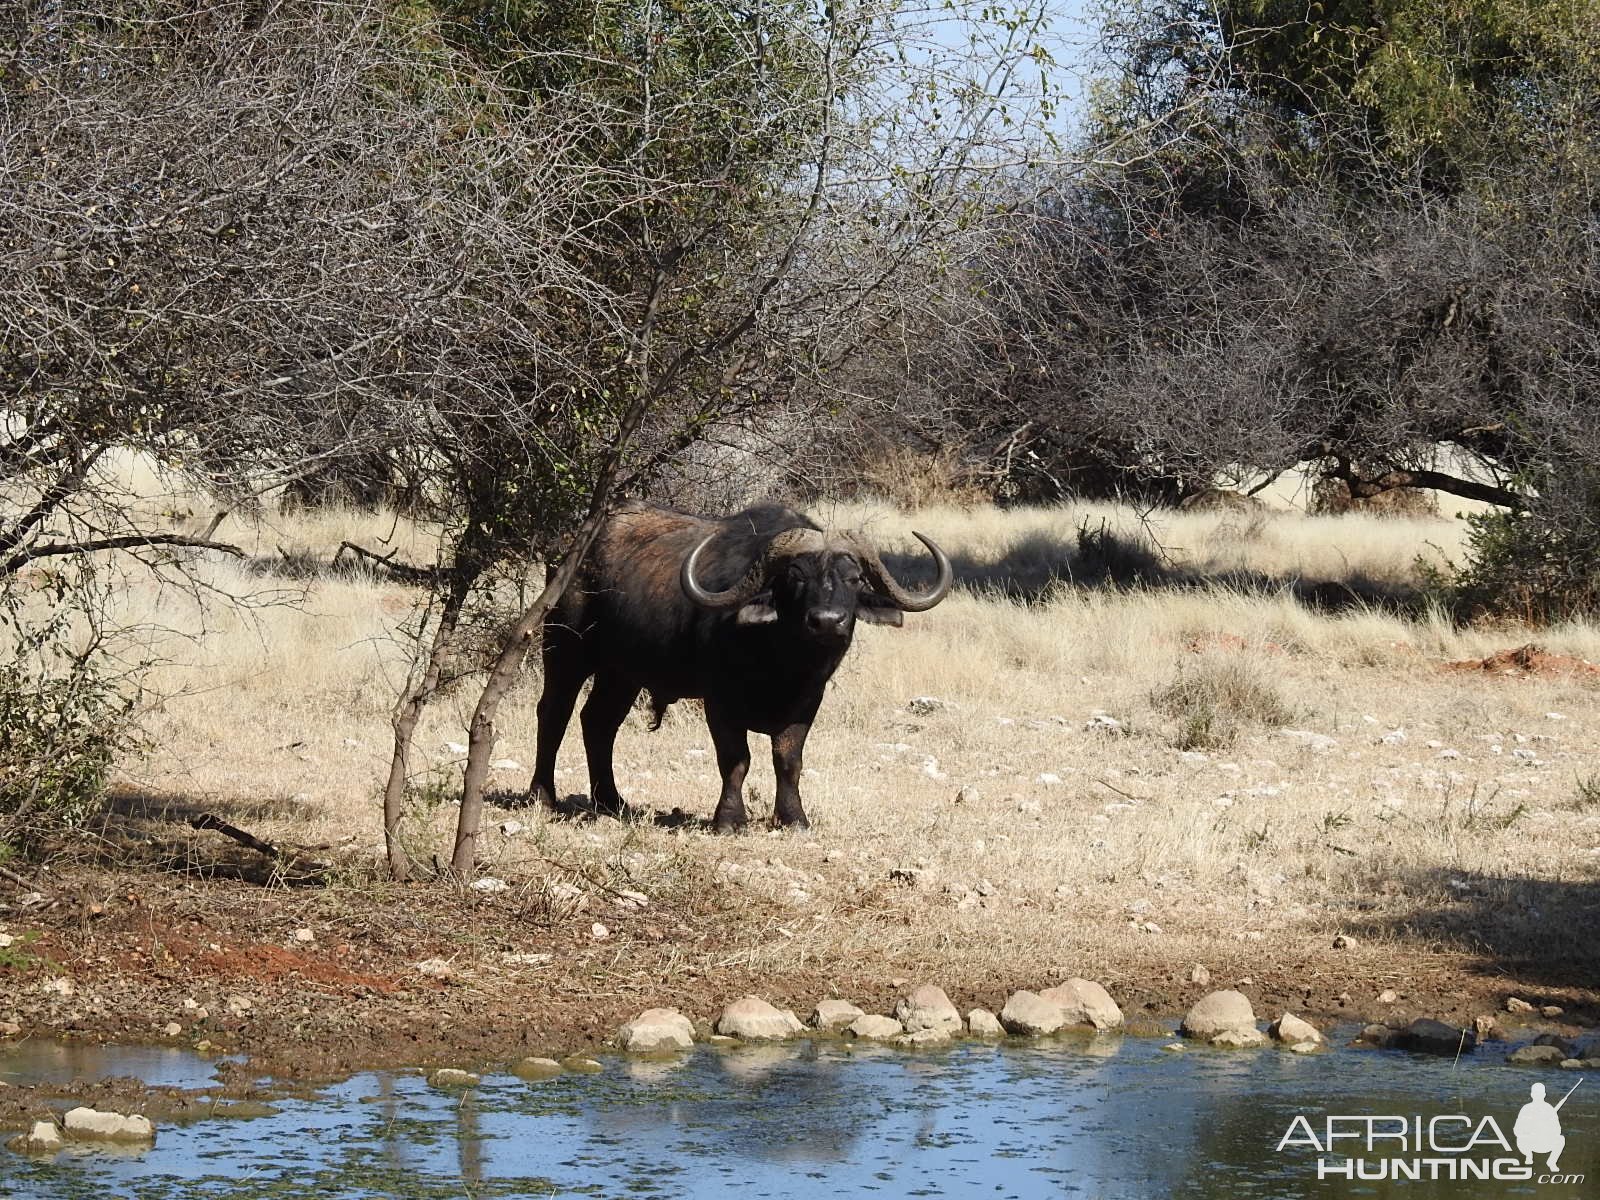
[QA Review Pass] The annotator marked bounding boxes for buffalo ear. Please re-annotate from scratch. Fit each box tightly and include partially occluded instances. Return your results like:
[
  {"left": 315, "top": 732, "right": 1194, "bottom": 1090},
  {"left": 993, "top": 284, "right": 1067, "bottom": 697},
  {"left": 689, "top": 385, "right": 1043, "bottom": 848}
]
[
  {"left": 736, "top": 602, "right": 779, "bottom": 626},
  {"left": 857, "top": 596, "right": 904, "bottom": 627}
]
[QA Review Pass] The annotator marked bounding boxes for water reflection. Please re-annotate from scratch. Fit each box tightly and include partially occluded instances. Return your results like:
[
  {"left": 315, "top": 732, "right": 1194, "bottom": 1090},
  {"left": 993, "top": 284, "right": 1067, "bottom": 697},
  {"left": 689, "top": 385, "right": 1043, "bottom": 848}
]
[{"left": 0, "top": 1032, "right": 1594, "bottom": 1199}]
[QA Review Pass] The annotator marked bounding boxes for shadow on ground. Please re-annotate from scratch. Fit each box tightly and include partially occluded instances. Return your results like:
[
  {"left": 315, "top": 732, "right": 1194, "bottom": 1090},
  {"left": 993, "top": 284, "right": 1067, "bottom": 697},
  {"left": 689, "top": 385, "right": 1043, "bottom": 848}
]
[
  {"left": 878, "top": 521, "right": 1420, "bottom": 613},
  {"left": 1341, "top": 866, "right": 1600, "bottom": 1007}
]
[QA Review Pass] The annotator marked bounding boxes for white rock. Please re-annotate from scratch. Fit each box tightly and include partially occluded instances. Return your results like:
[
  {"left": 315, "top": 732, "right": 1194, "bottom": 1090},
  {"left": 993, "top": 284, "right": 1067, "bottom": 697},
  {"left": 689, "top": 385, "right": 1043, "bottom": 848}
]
[
  {"left": 894, "top": 1028, "right": 951, "bottom": 1048},
  {"left": 470, "top": 877, "right": 509, "bottom": 893},
  {"left": 894, "top": 984, "right": 963, "bottom": 1035},
  {"left": 63, "top": 1107, "right": 155, "bottom": 1143},
  {"left": 846, "top": 1014, "right": 904, "bottom": 1040},
  {"left": 715, "top": 995, "right": 804, "bottom": 1040},
  {"left": 163, "top": 1021, "right": 182, "bottom": 1037},
  {"left": 1189, "top": 964, "right": 1211, "bottom": 986},
  {"left": 499, "top": 820, "right": 525, "bottom": 837},
  {"left": 1210, "top": 1028, "right": 1269, "bottom": 1049},
  {"left": 10, "top": 1120, "right": 63, "bottom": 1154},
  {"left": 998, "top": 990, "right": 1066, "bottom": 1036},
  {"left": 1040, "top": 979, "right": 1124, "bottom": 1030},
  {"left": 292, "top": 927, "right": 316, "bottom": 943},
  {"left": 619, "top": 1007, "right": 695, "bottom": 1052},
  {"left": 442, "top": 741, "right": 468, "bottom": 755},
  {"left": 921, "top": 757, "right": 947, "bottom": 781},
  {"left": 1380, "top": 729, "right": 1408, "bottom": 745},
  {"left": 1181, "top": 990, "right": 1258, "bottom": 1041},
  {"left": 590, "top": 922, "right": 610, "bottom": 940},
  {"left": 1546, "top": 713, "right": 1567, "bottom": 721},
  {"left": 1036, "top": 773, "right": 1063, "bottom": 786},
  {"left": 967, "top": 1008, "right": 1003, "bottom": 1037},
  {"left": 1269, "top": 1012, "right": 1322, "bottom": 1045},
  {"left": 427, "top": 1068, "right": 480, "bottom": 1089},
  {"left": 811, "top": 999, "right": 866, "bottom": 1030},
  {"left": 954, "top": 785, "right": 981, "bottom": 804},
  {"left": 415, "top": 958, "right": 456, "bottom": 980},
  {"left": 489, "top": 758, "right": 522, "bottom": 771}
]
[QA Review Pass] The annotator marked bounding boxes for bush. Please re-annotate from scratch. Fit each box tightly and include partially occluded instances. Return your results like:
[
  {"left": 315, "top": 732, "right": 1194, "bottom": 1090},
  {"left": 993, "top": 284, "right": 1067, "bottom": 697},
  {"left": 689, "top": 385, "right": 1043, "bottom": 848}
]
[
  {"left": 0, "top": 573, "right": 140, "bottom": 841},
  {"left": 1432, "top": 506, "right": 1600, "bottom": 624},
  {"left": 1152, "top": 656, "right": 1293, "bottom": 750}
]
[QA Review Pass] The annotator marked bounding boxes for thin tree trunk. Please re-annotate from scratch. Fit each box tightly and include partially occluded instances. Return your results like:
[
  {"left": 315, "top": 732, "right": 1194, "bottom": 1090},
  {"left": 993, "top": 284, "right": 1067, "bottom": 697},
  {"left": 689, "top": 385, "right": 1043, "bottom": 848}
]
[{"left": 383, "top": 565, "right": 475, "bottom": 880}]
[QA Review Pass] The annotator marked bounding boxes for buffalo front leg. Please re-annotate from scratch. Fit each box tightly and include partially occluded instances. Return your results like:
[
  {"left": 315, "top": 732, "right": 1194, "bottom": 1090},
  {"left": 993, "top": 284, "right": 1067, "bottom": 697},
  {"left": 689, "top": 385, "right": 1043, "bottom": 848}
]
[
  {"left": 527, "top": 639, "right": 587, "bottom": 810},
  {"left": 580, "top": 674, "right": 641, "bottom": 814},
  {"left": 771, "top": 721, "right": 812, "bottom": 829},
  {"left": 705, "top": 701, "right": 752, "bottom": 832}
]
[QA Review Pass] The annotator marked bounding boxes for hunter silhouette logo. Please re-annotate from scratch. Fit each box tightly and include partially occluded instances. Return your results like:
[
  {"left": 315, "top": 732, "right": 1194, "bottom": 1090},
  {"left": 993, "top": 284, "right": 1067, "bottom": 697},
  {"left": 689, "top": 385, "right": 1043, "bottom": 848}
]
[
  {"left": 1276, "top": 1077, "right": 1585, "bottom": 1185},
  {"left": 1516, "top": 1080, "right": 1580, "bottom": 1172}
]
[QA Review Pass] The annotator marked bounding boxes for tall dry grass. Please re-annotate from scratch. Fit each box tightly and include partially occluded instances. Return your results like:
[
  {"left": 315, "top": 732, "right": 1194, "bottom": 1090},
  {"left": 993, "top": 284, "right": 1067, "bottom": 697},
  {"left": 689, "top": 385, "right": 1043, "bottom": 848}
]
[{"left": 65, "top": 487, "right": 1600, "bottom": 996}]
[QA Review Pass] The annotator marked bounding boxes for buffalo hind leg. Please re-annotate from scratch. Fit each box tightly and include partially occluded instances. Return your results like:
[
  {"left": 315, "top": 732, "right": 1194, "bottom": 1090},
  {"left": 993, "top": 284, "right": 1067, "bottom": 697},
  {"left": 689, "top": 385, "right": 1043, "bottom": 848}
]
[
  {"left": 771, "top": 721, "right": 812, "bottom": 829},
  {"left": 528, "top": 637, "right": 588, "bottom": 810},
  {"left": 580, "top": 673, "right": 641, "bottom": 814},
  {"left": 705, "top": 700, "right": 752, "bottom": 832}
]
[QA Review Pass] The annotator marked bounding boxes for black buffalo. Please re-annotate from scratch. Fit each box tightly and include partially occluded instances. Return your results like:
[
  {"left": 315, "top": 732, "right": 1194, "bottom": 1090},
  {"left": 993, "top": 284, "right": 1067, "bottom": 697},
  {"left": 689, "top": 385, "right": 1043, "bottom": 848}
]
[{"left": 528, "top": 502, "right": 952, "bottom": 830}]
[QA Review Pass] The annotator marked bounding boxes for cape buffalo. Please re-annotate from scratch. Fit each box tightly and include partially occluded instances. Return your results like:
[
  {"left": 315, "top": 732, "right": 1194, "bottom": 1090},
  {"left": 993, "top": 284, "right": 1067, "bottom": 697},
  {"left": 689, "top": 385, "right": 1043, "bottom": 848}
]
[{"left": 528, "top": 502, "right": 952, "bottom": 830}]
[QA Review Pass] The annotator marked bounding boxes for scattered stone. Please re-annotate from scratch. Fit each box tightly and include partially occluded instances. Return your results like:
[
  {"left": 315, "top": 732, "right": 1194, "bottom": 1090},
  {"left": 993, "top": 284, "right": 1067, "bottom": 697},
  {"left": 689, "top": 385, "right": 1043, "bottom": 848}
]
[
  {"left": 498, "top": 820, "right": 526, "bottom": 838},
  {"left": 1377, "top": 989, "right": 1398, "bottom": 1005},
  {"left": 1180, "top": 990, "right": 1257, "bottom": 1041},
  {"left": 225, "top": 994, "right": 253, "bottom": 1016},
  {"left": 715, "top": 995, "right": 804, "bottom": 1041},
  {"left": 8, "top": 1121, "right": 63, "bottom": 1154},
  {"left": 1161, "top": 1042, "right": 1186, "bottom": 1053},
  {"left": 163, "top": 1022, "right": 182, "bottom": 1038},
  {"left": 488, "top": 758, "right": 522, "bottom": 771},
  {"left": 1505, "top": 996, "right": 1535, "bottom": 1014},
  {"left": 442, "top": 741, "right": 468, "bottom": 755},
  {"left": 998, "top": 990, "right": 1066, "bottom": 1036},
  {"left": 512, "top": 1058, "right": 564, "bottom": 1080},
  {"left": 1040, "top": 979, "right": 1123, "bottom": 1030},
  {"left": 954, "top": 785, "right": 981, "bottom": 805},
  {"left": 40, "top": 977, "right": 73, "bottom": 998},
  {"left": 1289, "top": 1041, "right": 1320, "bottom": 1054},
  {"left": 63, "top": 1108, "right": 155, "bottom": 1143},
  {"left": 846, "top": 1014, "right": 904, "bottom": 1041},
  {"left": 1331, "top": 934, "right": 1356, "bottom": 950},
  {"left": 414, "top": 958, "right": 456, "bottom": 981},
  {"left": 906, "top": 696, "right": 952, "bottom": 715},
  {"left": 1358, "top": 1024, "right": 1397, "bottom": 1048},
  {"left": 1188, "top": 964, "right": 1211, "bottom": 987},
  {"left": 427, "top": 1068, "right": 480, "bottom": 1089},
  {"left": 590, "top": 922, "right": 610, "bottom": 940},
  {"left": 470, "top": 877, "right": 509, "bottom": 894},
  {"left": 1269, "top": 1013, "right": 1322, "bottom": 1045},
  {"left": 1532, "top": 1033, "right": 1576, "bottom": 1055},
  {"left": 894, "top": 1028, "right": 950, "bottom": 1048},
  {"left": 810, "top": 1000, "right": 866, "bottom": 1031},
  {"left": 1541, "top": 1005, "right": 1564, "bottom": 1018},
  {"left": 619, "top": 1008, "right": 695, "bottom": 1052},
  {"left": 0, "top": 1021, "right": 20, "bottom": 1037},
  {"left": 967, "top": 1008, "right": 1003, "bottom": 1037},
  {"left": 1509, "top": 1045, "right": 1567, "bottom": 1067},
  {"left": 895, "top": 984, "right": 963, "bottom": 1036},
  {"left": 1395, "top": 1018, "right": 1475, "bottom": 1056},
  {"left": 292, "top": 928, "right": 315, "bottom": 944},
  {"left": 1561, "top": 1058, "right": 1600, "bottom": 1071},
  {"left": 561, "top": 1056, "right": 604, "bottom": 1073}
]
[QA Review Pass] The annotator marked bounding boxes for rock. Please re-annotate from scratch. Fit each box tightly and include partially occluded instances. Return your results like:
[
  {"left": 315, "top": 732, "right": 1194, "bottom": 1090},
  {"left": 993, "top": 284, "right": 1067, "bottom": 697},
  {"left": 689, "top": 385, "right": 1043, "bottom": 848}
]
[
  {"left": 414, "top": 958, "right": 456, "bottom": 980},
  {"left": 810, "top": 999, "right": 866, "bottom": 1030},
  {"left": 498, "top": 820, "right": 525, "bottom": 837},
  {"left": 1188, "top": 964, "right": 1211, "bottom": 987},
  {"left": 954, "top": 785, "right": 981, "bottom": 805},
  {"left": 1474, "top": 1015, "right": 1507, "bottom": 1042},
  {"left": 1210, "top": 1028, "right": 1269, "bottom": 1049},
  {"left": 8, "top": 1121, "right": 63, "bottom": 1154},
  {"left": 225, "top": 994, "right": 253, "bottom": 1016},
  {"left": 0, "top": 1020, "right": 20, "bottom": 1037},
  {"left": 1269, "top": 1013, "right": 1322, "bottom": 1045},
  {"left": 1561, "top": 1058, "right": 1600, "bottom": 1071},
  {"left": 846, "top": 1014, "right": 904, "bottom": 1040},
  {"left": 1358, "top": 1024, "right": 1397, "bottom": 1048},
  {"left": 512, "top": 1057, "right": 564, "bottom": 1079},
  {"left": 1395, "top": 1018, "right": 1476, "bottom": 1056},
  {"left": 998, "top": 990, "right": 1066, "bottom": 1036},
  {"left": 1180, "top": 990, "right": 1257, "bottom": 1041},
  {"left": 470, "top": 877, "right": 509, "bottom": 894},
  {"left": 292, "top": 928, "right": 315, "bottom": 943},
  {"left": 1040, "top": 979, "right": 1123, "bottom": 1030},
  {"left": 427, "top": 1068, "right": 480, "bottom": 1089},
  {"left": 1377, "top": 989, "right": 1398, "bottom": 1005},
  {"left": 1161, "top": 1042, "right": 1186, "bottom": 1053},
  {"left": 590, "top": 922, "right": 610, "bottom": 940},
  {"left": 1289, "top": 1041, "right": 1320, "bottom": 1054},
  {"left": 619, "top": 1007, "right": 695, "bottom": 1052},
  {"left": 1505, "top": 996, "right": 1536, "bottom": 1014},
  {"left": 894, "top": 1028, "right": 950, "bottom": 1048},
  {"left": 163, "top": 1022, "right": 182, "bottom": 1038},
  {"left": 561, "top": 1056, "right": 604, "bottom": 1073},
  {"left": 967, "top": 1008, "right": 1003, "bottom": 1037},
  {"left": 1532, "top": 1033, "right": 1576, "bottom": 1055},
  {"left": 1509, "top": 1045, "right": 1567, "bottom": 1067},
  {"left": 63, "top": 1107, "right": 155, "bottom": 1143},
  {"left": 894, "top": 984, "right": 963, "bottom": 1035},
  {"left": 906, "top": 696, "right": 952, "bottom": 715},
  {"left": 1541, "top": 1005, "right": 1564, "bottom": 1018},
  {"left": 1331, "top": 934, "right": 1356, "bottom": 950},
  {"left": 715, "top": 995, "right": 804, "bottom": 1040}
]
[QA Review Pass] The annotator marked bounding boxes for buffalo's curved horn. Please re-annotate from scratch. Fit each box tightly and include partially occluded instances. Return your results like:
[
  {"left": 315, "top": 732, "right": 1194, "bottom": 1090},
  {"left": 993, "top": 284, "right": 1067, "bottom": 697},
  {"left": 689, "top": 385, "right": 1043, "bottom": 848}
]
[
  {"left": 681, "top": 527, "right": 825, "bottom": 609},
  {"left": 851, "top": 531, "right": 953, "bottom": 612}
]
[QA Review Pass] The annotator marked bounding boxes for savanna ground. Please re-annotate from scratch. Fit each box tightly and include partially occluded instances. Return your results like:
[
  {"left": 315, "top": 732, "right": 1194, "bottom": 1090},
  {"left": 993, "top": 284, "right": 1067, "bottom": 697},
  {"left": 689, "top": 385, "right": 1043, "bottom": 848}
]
[{"left": 4, "top": 475, "right": 1600, "bottom": 1117}]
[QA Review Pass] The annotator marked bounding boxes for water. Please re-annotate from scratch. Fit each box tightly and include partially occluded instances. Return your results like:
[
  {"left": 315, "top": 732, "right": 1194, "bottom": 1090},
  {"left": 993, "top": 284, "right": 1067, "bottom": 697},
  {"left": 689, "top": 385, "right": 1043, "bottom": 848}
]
[{"left": 2, "top": 1031, "right": 1594, "bottom": 1198}]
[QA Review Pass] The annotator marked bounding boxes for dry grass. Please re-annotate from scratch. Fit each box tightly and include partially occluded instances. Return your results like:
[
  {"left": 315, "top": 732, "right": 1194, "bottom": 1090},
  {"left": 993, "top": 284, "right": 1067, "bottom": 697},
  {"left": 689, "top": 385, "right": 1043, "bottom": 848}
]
[{"left": 61, "top": 490, "right": 1600, "bottom": 1010}]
